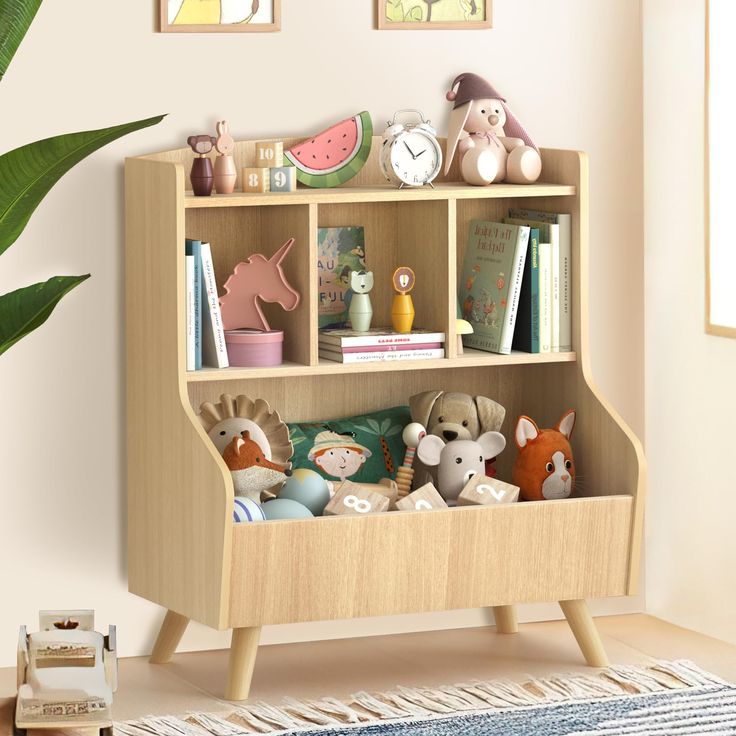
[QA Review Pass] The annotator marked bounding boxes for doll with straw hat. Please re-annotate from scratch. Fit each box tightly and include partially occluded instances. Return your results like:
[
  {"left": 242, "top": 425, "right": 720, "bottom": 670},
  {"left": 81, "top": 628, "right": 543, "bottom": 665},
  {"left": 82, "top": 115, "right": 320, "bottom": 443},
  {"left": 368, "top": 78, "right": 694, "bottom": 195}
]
[
  {"left": 445, "top": 72, "right": 542, "bottom": 186},
  {"left": 308, "top": 430, "right": 372, "bottom": 483}
]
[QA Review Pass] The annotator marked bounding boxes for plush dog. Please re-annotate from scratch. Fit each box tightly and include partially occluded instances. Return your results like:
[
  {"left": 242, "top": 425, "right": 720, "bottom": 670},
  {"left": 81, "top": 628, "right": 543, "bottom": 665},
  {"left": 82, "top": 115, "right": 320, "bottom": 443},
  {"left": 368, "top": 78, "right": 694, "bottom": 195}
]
[{"left": 409, "top": 390, "right": 505, "bottom": 441}]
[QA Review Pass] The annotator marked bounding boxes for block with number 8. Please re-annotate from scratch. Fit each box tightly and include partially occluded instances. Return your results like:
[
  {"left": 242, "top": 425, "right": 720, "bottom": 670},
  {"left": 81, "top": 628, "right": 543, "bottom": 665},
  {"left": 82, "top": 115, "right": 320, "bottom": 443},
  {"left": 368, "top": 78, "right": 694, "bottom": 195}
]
[
  {"left": 270, "top": 166, "right": 297, "bottom": 193},
  {"left": 255, "top": 141, "right": 284, "bottom": 167},
  {"left": 457, "top": 474, "right": 520, "bottom": 506},
  {"left": 395, "top": 482, "right": 448, "bottom": 512},
  {"left": 242, "top": 167, "right": 270, "bottom": 193},
  {"left": 323, "top": 482, "right": 390, "bottom": 517}
]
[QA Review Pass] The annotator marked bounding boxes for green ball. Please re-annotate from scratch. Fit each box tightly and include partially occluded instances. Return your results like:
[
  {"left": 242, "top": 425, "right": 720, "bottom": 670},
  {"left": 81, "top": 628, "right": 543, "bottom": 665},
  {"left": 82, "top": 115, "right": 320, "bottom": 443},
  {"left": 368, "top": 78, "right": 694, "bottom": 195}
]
[
  {"left": 279, "top": 468, "right": 331, "bottom": 516},
  {"left": 262, "top": 498, "right": 314, "bottom": 521}
]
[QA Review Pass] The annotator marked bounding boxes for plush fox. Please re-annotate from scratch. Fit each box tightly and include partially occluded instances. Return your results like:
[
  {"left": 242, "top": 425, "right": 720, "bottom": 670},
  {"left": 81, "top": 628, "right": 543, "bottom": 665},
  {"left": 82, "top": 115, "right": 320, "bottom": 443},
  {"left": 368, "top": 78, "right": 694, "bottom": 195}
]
[
  {"left": 223, "top": 431, "right": 291, "bottom": 504},
  {"left": 512, "top": 410, "right": 576, "bottom": 501}
]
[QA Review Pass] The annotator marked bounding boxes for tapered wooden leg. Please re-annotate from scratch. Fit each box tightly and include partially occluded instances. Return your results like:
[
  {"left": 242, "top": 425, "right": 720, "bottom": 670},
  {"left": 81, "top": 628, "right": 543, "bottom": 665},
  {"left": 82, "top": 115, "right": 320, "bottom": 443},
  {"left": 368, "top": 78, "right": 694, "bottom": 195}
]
[
  {"left": 492, "top": 605, "right": 518, "bottom": 634},
  {"left": 150, "top": 610, "right": 190, "bottom": 664},
  {"left": 559, "top": 599, "right": 609, "bottom": 667},
  {"left": 225, "top": 626, "right": 262, "bottom": 701}
]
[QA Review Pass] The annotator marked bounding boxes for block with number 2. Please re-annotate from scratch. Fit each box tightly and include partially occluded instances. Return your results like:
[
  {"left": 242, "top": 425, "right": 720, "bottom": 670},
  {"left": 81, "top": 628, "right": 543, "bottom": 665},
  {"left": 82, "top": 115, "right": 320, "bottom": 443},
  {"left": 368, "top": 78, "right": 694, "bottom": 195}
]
[
  {"left": 324, "top": 482, "right": 390, "bottom": 516},
  {"left": 457, "top": 475, "right": 520, "bottom": 506}
]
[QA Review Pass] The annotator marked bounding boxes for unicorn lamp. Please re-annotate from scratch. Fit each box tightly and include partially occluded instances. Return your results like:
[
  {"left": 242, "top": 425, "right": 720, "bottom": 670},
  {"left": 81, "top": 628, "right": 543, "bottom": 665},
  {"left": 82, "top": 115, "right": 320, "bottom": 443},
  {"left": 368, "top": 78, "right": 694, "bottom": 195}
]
[{"left": 219, "top": 238, "right": 301, "bottom": 367}]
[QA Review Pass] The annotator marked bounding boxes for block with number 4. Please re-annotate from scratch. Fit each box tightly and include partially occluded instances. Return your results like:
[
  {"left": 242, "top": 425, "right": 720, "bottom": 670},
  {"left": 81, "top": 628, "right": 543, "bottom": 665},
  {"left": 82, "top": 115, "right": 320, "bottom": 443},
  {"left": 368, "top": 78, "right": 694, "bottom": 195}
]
[
  {"left": 395, "top": 482, "right": 448, "bottom": 512},
  {"left": 324, "top": 481, "right": 390, "bottom": 516},
  {"left": 242, "top": 168, "right": 270, "bottom": 193},
  {"left": 270, "top": 166, "right": 297, "bottom": 193},
  {"left": 457, "top": 475, "right": 520, "bottom": 506},
  {"left": 255, "top": 141, "right": 284, "bottom": 167}
]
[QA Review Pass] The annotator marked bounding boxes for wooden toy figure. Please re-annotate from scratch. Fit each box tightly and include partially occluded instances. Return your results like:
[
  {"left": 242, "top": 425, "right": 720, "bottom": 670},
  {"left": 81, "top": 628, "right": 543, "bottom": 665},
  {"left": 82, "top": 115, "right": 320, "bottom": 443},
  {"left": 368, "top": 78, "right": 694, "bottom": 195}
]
[
  {"left": 187, "top": 134, "right": 217, "bottom": 196},
  {"left": 214, "top": 120, "right": 237, "bottom": 194},
  {"left": 395, "top": 422, "right": 426, "bottom": 498},
  {"left": 348, "top": 270, "right": 374, "bottom": 332},
  {"left": 391, "top": 266, "right": 416, "bottom": 334}
]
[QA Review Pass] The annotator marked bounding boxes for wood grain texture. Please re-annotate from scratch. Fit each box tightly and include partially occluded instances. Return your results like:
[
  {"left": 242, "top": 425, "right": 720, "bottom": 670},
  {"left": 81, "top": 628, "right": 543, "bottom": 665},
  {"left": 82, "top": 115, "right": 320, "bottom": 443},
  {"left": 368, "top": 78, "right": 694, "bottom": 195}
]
[
  {"left": 225, "top": 627, "right": 261, "bottom": 701},
  {"left": 228, "top": 496, "right": 633, "bottom": 627},
  {"left": 492, "top": 605, "right": 518, "bottom": 634},
  {"left": 559, "top": 599, "right": 609, "bottom": 667},
  {"left": 150, "top": 610, "right": 190, "bottom": 664}
]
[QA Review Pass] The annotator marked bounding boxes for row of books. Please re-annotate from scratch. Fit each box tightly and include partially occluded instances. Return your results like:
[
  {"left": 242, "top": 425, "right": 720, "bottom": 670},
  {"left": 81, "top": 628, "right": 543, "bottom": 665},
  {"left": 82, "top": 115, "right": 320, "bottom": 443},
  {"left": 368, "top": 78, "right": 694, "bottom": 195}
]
[
  {"left": 185, "top": 239, "right": 229, "bottom": 370},
  {"left": 459, "top": 208, "right": 571, "bottom": 356},
  {"left": 318, "top": 328, "right": 446, "bottom": 364}
]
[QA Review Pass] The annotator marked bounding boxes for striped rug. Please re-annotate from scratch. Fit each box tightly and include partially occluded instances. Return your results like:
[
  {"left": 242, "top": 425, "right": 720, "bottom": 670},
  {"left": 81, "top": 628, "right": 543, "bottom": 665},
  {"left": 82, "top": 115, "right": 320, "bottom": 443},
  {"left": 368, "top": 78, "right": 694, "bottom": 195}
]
[{"left": 114, "top": 660, "right": 735, "bottom": 736}]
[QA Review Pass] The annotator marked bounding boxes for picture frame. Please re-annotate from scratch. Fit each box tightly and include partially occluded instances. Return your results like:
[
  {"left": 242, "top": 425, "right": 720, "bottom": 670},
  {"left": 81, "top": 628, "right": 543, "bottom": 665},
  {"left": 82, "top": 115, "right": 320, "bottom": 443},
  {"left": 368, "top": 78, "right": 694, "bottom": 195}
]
[
  {"left": 160, "top": 0, "right": 281, "bottom": 33},
  {"left": 377, "top": 0, "right": 492, "bottom": 30}
]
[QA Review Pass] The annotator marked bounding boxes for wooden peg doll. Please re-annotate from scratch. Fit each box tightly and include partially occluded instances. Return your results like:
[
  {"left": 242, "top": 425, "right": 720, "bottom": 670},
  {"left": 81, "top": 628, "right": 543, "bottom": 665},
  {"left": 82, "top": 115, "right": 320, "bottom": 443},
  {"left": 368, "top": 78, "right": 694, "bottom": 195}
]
[
  {"left": 348, "top": 270, "right": 374, "bottom": 332},
  {"left": 187, "top": 134, "right": 216, "bottom": 196},
  {"left": 391, "top": 266, "right": 416, "bottom": 334},
  {"left": 214, "top": 120, "right": 237, "bottom": 194}
]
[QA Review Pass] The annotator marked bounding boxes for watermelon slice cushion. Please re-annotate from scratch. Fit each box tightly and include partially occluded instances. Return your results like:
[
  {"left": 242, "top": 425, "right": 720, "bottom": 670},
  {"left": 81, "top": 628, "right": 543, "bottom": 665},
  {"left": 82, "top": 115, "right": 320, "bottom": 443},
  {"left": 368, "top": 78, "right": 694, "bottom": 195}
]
[{"left": 285, "top": 112, "right": 373, "bottom": 189}]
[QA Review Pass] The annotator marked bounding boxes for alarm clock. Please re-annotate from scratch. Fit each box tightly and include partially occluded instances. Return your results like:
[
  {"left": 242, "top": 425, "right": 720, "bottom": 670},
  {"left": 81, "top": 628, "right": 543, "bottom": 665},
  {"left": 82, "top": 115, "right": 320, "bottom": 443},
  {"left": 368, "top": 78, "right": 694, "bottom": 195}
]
[{"left": 380, "top": 109, "right": 443, "bottom": 189}]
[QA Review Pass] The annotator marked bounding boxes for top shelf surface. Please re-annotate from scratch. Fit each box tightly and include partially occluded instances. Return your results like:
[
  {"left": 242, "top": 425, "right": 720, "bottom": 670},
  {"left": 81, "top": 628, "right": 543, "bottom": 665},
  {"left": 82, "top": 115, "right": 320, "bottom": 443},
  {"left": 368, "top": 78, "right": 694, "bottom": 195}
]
[{"left": 184, "top": 181, "right": 576, "bottom": 208}]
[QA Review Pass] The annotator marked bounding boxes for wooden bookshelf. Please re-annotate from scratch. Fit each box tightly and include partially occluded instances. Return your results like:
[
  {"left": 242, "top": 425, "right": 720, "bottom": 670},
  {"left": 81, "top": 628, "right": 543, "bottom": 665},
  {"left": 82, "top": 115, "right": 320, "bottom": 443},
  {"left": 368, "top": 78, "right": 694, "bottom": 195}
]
[{"left": 125, "top": 140, "right": 645, "bottom": 701}]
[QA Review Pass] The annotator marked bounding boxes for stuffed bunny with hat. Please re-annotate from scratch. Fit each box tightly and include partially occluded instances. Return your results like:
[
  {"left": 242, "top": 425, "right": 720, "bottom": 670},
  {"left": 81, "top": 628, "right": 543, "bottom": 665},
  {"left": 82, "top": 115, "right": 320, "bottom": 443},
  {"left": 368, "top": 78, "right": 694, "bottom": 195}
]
[{"left": 445, "top": 72, "right": 542, "bottom": 186}]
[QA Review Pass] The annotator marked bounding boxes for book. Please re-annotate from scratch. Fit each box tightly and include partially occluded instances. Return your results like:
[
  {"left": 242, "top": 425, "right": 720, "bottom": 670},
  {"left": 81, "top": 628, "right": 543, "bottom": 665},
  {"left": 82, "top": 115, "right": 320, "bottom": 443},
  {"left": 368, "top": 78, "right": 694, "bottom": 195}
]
[
  {"left": 538, "top": 242, "right": 552, "bottom": 353},
  {"left": 200, "top": 241, "right": 229, "bottom": 369},
  {"left": 459, "top": 220, "right": 530, "bottom": 355},
  {"left": 185, "top": 255, "right": 195, "bottom": 371},
  {"left": 512, "top": 227, "right": 540, "bottom": 353},
  {"left": 509, "top": 208, "right": 572, "bottom": 352},
  {"left": 317, "top": 226, "right": 366, "bottom": 329},
  {"left": 318, "top": 327, "right": 445, "bottom": 348},
  {"left": 335, "top": 342, "right": 443, "bottom": 354},
  {"left": 319, "top": 348, "right": 445, "bottom": 364},
  {"left": 185, "top": 239, "right": 202, "bottom": 369}
]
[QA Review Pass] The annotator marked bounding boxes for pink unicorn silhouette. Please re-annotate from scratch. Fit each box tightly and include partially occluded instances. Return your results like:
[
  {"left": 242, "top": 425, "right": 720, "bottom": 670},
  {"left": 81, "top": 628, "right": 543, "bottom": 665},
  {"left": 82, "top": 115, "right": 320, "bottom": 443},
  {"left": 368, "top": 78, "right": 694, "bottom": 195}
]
[{"left": 220, "top": 238, "right": 301, "bottom": 331}]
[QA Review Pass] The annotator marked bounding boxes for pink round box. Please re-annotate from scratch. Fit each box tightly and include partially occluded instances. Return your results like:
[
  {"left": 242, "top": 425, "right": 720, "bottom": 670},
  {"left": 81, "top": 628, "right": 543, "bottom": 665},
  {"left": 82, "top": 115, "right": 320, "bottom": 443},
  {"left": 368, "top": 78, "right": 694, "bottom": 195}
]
[{"left": 224, "top": 329, "right": 284, "bottom": 367}]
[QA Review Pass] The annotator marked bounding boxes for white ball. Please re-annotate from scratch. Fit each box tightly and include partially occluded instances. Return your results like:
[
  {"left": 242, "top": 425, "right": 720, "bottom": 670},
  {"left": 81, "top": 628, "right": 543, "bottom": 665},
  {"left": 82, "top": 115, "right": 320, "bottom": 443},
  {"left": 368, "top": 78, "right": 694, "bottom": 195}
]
[
  {"left": 402, "top": 422, "right": 427, "bottom": 448},
  {"left": 233, "top": 496, "right": 266, "bottom": 523}
]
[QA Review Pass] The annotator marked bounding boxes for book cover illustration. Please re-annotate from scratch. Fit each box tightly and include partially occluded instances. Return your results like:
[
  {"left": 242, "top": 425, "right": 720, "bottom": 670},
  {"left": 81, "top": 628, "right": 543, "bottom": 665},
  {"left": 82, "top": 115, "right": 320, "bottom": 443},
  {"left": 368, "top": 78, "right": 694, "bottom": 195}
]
[
  {"left": 318, "top": 226, "right": 366, "bottom": 329},
  {"left": 459, "top": 221, "right": 525, "bottom": 353}
]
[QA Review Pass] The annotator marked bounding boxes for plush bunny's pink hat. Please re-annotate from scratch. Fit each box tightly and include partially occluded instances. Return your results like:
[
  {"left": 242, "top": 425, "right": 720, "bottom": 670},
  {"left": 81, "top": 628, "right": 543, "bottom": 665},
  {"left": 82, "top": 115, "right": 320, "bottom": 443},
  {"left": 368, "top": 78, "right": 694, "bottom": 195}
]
[{"left": 445, "top": 72, "right": 538, "bottom": 173}]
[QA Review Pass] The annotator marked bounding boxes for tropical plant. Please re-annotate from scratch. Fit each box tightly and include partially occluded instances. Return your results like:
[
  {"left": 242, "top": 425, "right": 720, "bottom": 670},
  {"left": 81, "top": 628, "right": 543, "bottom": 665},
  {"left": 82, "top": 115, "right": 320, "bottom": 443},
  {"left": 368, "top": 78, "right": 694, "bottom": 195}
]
[
  {"left": 0, "top": 0, "right": 164, "bottom": 355},
  {"left": 353, "top": 417, "right": 402, "bottom": 475}
]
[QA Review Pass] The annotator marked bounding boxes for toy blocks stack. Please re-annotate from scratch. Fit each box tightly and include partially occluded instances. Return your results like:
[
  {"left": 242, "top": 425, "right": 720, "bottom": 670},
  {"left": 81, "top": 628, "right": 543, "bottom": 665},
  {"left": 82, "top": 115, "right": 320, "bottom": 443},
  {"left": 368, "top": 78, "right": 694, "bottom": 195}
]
[{"left": 242, "top": 141, "right": 297, "bottom": 193}]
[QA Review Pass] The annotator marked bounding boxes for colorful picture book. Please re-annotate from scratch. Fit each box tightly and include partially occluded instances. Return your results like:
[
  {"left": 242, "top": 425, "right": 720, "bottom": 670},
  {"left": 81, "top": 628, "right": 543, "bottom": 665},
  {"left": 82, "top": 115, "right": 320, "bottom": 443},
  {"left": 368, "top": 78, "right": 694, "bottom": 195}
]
[
  {"left": 317, "top": 226, "right": 366, "bottom": 329},
  {"left": 459, "top": 221, "right": 530, "bottom": 355},
  {"left": 185, "top": 239, "right": 229, "bottom": 370},
  {"left": 318, "top": 328, "right": 446, "bottom": 364}
]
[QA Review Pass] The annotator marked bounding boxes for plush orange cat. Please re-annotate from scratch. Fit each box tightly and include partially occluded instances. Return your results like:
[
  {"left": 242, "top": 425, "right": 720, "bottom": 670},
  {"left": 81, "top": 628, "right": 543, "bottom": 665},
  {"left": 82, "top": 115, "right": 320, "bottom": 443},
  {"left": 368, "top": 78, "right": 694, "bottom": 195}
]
[{"left": 512, "top": 410, "right": 576, "bottom": 501}]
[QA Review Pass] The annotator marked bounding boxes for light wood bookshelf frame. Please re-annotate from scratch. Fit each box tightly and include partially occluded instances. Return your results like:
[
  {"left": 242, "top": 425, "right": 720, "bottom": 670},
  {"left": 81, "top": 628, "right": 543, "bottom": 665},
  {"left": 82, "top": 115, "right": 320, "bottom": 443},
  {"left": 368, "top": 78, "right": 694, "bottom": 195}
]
[{"left": 125, "top": 139, "right": 645, "bottom": 700}]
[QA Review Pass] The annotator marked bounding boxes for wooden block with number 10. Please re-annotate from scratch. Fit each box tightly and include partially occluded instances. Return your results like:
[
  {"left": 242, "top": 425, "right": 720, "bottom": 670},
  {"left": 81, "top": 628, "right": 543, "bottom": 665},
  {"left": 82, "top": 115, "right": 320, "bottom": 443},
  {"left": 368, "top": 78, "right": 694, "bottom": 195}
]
[
  {"left": 323, "top": 482, "right": 390, "bottom": 517},
  {"left": 270, "top": 166, "right": 297, "bottom": 193},
  {"left": 256, "top": 141, "right": 284, "bottom": 167},
  {"left": 395, "top": 482, "right": 448, "bottom": 512},
  {"left": 242, "top": 168, "right": 270, "bottom": 193},
  {"left": 457, "top": 475, "right": 520, "bottom": 506}
]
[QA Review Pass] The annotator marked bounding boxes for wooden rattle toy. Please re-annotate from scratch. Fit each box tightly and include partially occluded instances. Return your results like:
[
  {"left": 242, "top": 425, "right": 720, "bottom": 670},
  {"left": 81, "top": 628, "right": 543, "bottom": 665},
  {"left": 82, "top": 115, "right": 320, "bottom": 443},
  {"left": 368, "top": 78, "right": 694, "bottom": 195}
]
[
  {"left": 391, "top": 266, "right": 416, "bottom": 334},
  {"left": 323, "top": 483, "right": 390, "bottom": 516},
  {"left": 395, "top": 482, "right": 448, "bottom": 512},
  {"left": 187, "top": 134, "right": 217, "bottom": 196},
  {"left": 214, "top": 120, "right": 237, "bottom": 194},
  {"left": 396, "top": 422, "right": 426, "bottom": 498},
  {"left": 348, "top": 270, "right": 374, "bottom": 332},
  {"left": 457, "top": 474, "right": 520, "bottom": 506}
]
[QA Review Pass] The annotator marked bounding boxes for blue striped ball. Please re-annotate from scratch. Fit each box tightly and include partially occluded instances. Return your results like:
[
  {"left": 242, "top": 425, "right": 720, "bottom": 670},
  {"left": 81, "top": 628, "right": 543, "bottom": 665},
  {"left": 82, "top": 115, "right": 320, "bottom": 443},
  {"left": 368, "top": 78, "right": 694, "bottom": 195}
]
[{"left": 233, "top": 497, "right": 266, "bottom": 523}]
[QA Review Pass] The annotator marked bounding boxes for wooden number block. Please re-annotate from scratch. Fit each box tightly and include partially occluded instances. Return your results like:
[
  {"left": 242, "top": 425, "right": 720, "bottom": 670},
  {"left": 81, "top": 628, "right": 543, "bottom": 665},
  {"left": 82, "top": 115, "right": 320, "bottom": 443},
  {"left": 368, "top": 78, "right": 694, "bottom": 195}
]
[
  {"left": 270, "top": 166, "right": 297, "bottom": 193},
  {"left": 324, "top": 481, "right": 390, "bottom": 517},
  {"left": 242, "top": 168, "right": 270, "bottom": 193},
  {"left": 255, "top": 141, "right": 284, "bottom": 167},
  {"left": 395, "top": 482, "right": 448, "bottom": 512},
  {"left": 457, "top": 475, "right": 520, "bottom": 507}
]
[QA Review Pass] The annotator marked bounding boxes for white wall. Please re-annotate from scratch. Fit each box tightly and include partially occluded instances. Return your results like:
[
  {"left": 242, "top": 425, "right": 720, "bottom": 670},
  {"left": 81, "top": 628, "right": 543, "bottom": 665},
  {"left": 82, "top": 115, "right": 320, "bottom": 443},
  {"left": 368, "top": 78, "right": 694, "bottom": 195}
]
[
  {"left": 643, "top": 0, "right": 736, "bottom": 645},
  {"left": 0, "top": 0, "right": 644, "bottom": 666}
]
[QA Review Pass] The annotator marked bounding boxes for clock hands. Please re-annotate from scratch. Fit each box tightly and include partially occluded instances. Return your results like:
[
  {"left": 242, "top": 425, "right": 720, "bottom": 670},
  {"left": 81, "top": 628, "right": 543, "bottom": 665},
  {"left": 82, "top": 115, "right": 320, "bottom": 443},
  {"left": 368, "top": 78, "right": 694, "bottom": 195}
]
[{"left": 404, "top": 141, "right": 418, "bottom": 159}]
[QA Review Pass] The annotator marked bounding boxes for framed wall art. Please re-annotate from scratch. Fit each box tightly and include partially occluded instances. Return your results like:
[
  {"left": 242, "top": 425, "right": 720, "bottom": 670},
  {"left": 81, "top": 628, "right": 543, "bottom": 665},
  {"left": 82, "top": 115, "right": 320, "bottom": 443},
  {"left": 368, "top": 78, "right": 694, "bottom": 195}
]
[
  {"left": 377, "top": 0, "right": 492, "bottom": 30},
  {"left": 160, "top": 0, "right": 281, "bottom": 33}
]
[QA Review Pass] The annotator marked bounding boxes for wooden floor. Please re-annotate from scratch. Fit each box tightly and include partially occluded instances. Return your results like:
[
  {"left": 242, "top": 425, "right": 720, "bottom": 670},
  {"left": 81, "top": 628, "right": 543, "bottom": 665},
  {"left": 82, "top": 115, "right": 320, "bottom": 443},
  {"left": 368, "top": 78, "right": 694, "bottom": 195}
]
[{"left": 1, "top": 614, "right": 734, "bottom": 730}]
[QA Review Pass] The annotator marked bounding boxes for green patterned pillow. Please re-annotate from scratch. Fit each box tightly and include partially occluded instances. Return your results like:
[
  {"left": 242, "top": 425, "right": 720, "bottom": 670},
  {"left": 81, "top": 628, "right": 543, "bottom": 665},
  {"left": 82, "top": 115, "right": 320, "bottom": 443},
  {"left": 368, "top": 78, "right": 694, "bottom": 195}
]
[{"left": 288, "top": 406, "right": 411, "bottom": 484}]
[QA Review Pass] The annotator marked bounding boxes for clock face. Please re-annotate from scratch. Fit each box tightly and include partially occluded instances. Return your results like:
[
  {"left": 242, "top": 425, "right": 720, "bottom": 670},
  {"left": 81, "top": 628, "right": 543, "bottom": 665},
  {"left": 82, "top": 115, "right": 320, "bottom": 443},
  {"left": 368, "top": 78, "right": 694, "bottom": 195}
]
[{"left": 390, "top": 130, "right": 441, "bottom": 186}]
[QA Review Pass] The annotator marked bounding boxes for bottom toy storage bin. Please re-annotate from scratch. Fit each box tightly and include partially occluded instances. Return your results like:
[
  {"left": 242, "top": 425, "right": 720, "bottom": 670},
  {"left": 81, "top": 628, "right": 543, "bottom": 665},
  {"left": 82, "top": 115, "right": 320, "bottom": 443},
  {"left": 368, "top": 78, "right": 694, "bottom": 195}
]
[{"left": 228, "top": 494, "right": 634, "bottom": 628}]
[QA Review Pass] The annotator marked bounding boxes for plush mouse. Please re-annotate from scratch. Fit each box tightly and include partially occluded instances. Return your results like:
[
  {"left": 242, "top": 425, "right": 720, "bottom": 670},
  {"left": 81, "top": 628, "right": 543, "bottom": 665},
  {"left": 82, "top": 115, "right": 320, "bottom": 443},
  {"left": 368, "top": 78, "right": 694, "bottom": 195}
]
[
  {"left": 417, "top": 432, "right": 507, "bottom": 504},
  {"left": 512, "top": 410, "right": 576, "bottom": 501}
]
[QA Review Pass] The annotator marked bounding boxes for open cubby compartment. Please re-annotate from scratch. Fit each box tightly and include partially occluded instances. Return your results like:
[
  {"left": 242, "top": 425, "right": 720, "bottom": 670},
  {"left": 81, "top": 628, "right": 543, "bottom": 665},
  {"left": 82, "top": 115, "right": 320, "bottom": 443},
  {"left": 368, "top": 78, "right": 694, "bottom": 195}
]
[
  {"left": 316, "top": 199, "right": 454, "bottom": 347},
  {"left": 185, "top": 203, "right": 316, "bottom": 367}
]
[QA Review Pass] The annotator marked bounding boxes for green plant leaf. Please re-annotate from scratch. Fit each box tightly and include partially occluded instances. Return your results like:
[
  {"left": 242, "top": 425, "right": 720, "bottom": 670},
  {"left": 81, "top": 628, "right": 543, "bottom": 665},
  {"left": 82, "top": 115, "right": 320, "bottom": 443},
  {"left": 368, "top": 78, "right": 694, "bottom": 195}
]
[
  {"left": 0, "top": 0, "right": 43, "bottom": 80},
  {"left": 0, "top": 274, "right": 89, "bottom": 355},
  {"left": 406, "top": 5, "right": 423, "bottom": 21},
  {"left": 385, "top": 0, "right": 405, "bottom": 21},
  {"left": 0, "top": 114, "right": 165, "bottom": 258},
  {"left": 385, "top": 425, "right": 402, "bottom": 437}
]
